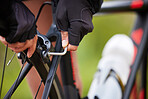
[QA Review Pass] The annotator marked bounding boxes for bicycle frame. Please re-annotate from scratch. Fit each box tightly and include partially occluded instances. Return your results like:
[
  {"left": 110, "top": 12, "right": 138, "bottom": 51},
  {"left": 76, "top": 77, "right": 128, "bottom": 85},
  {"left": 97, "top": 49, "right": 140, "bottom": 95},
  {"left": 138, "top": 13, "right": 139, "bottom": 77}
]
[
  {"left": 2, "top": 0, "right": 148, "bottom": 99},
  {"left": 3, "top": 1, "right": 79, "bottom": 99}
]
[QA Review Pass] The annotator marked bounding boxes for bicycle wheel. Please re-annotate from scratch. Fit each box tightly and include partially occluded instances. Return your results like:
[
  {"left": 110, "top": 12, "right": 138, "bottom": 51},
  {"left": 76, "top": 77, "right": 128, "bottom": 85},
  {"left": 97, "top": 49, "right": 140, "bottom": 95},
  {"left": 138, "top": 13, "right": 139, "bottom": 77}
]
[{"left": 1, "top": 32, "right": 64, "bottom": 99}]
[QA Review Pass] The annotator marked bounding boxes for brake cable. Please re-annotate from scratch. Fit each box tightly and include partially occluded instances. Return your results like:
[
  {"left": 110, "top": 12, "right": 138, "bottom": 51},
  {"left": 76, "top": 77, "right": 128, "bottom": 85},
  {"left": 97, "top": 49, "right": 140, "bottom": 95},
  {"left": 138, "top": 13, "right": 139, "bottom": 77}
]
[
  {"left": 8, "top": 54, "right": 27, "bottom": 98},
  {"left": 7, "top": 53, "right": 16, "bottom": 66},
  {"left": 0, "top": 44, "right": 8, "bottom": 98},
  {"left": 34, "top": 79, "right": 43, "bottom": 99}
]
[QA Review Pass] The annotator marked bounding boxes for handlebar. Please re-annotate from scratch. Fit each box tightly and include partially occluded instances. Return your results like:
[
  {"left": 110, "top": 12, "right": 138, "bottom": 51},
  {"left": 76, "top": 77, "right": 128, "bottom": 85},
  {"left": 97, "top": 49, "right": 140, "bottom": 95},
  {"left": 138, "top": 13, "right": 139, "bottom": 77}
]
[
  {"left": 96, "top": 0, "right": 148, "bottom": 15},
  {"left": 46, "top": 47, "right": 67, "bottom": 56}
]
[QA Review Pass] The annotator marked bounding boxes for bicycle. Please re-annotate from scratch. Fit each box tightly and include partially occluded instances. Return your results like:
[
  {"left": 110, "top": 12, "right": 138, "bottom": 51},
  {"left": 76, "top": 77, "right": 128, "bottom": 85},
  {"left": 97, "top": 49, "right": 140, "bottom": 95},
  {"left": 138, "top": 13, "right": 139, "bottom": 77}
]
[{"left": 0, "top": 0, "right": 148, "bottom": 99}]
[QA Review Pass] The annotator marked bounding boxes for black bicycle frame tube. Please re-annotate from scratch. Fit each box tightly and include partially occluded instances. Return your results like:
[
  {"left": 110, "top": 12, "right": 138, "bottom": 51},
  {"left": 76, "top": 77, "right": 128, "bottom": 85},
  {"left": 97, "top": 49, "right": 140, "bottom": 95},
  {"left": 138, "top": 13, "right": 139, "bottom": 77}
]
[
  {"left": 42, "top": 1, "right": 63, "bottom": 98},
  {"left": 60, "top": 51, "right": 79, "bottom": 99},
  {"left": 123, "top": 11, "right": 148, "bottom": 99},
  {"left": 4, "top": 63, "right": 33, "bottom": 99},
  {"left": 42, "top": 1, "right": 79, "bottom": 98},
  {"left": 42, "top": 30, "right": 62, "bottom": 99},
  {"left": 140, "top": 54, "right": 147, "bottom": 99}
]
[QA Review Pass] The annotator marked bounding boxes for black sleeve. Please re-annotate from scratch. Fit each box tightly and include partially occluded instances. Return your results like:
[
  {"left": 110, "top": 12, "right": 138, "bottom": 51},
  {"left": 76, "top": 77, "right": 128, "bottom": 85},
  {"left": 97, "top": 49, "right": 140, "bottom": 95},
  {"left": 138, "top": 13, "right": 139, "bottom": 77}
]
[
  {"left": 56, "top": 0, "right": 94, "bottom": 46},
  {"left": 0, "top": 0, "right": 37, "bottom": 43}
]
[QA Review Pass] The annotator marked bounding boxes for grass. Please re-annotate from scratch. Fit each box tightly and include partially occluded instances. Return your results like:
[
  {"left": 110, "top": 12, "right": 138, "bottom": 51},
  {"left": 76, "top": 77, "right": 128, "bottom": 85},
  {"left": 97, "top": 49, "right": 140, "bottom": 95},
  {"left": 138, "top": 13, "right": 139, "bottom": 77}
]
[
  {"left": 0, "top": 42, "right": 32, "bottom": 99},
  {"left": 0, "top": 13, "right": 136, "bottom": 98}
]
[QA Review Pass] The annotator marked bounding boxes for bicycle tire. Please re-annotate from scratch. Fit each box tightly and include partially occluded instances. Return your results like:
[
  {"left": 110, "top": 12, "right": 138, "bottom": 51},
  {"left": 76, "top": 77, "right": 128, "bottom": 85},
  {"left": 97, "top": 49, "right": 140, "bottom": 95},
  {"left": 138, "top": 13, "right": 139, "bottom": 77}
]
[{"left": 30, "top": 51, "right": 64, "bottom": 99}]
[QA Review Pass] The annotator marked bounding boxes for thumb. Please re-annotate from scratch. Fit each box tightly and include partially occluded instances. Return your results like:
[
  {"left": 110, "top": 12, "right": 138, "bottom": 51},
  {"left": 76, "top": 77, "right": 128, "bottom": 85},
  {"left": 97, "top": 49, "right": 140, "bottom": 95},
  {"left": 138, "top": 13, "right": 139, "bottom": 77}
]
[
  {"left": 61, "top": 31, "right": 68, "bottom": 48},
  {"left": 27, "top": 35, "right": 38, "bottom": 58},
  {"left": 27, "top": 47, "right": 33, "bottom": 58}
]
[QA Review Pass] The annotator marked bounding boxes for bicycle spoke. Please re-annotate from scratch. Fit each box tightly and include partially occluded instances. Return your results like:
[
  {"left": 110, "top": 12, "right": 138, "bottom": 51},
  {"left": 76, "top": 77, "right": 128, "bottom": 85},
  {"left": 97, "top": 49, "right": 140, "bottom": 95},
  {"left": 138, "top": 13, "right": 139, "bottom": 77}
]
[
  {"left": 8, "top": 55, "right": 27, "bottom": 98},
  {"left": 34, "top": 79, "right": 43, "bottom": 99},
  {"left": 0, "top": 45, "right": 8, "bottom": 98},
  {"left": 7, "top": 53, "right": 16, "bottom": 66}
]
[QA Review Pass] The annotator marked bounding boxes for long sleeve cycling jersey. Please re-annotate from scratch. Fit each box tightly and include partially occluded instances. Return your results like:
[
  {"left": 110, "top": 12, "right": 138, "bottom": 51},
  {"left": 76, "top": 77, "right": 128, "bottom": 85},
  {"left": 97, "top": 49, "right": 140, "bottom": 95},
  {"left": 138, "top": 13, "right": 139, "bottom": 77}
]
[
  {"left": 0, "top": 0, "right": 103, "bottom": 45},
  {"left": 0, "top": 0, "right": 37, "bottom": 43}
]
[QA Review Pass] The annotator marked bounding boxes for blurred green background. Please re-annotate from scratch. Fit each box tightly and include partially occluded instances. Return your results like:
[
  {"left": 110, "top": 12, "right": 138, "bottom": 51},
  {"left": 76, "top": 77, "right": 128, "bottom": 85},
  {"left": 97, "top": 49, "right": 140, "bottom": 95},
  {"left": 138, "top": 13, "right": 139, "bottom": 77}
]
[
  {"left": 78, "top": 13, "right": 135, "bottom": 97},
  {"left": 0, "top": 10, "right": 136, "bottom": 99}
]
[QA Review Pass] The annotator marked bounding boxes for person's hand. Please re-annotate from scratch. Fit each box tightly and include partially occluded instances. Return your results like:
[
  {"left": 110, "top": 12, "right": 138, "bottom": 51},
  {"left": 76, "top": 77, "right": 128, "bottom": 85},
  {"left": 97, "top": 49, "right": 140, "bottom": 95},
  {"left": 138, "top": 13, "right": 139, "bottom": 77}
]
[
  {"left": 61, "top": 31, "right": 78, "bottom": 51},
  {"left": 56, "top": 0, "right": 94, "bottom": 51},
  {"left": 0, "top": 1, "right": 37, "bottom": 58},
  {"left": 0, "top": 35, "right": 38, "bottom": 58},
  {"left": 0, "top": 1, "right": 37, "bottom": 43}
]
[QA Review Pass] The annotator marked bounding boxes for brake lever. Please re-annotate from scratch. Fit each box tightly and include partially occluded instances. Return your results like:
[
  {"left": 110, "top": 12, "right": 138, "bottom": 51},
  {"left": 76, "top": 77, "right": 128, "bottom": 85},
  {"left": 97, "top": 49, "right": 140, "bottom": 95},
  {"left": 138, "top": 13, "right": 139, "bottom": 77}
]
[
  {"left": 37, "top": 32, "right": 51, "bottom": 52},
  {"left": 47, "top": 47, "right": 68, "bottom": 56}
]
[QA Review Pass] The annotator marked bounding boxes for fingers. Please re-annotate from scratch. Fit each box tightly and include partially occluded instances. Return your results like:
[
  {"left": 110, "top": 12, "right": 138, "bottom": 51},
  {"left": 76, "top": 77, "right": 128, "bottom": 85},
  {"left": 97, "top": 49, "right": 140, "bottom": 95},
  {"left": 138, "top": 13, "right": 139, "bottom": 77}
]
[
  {"left": 13, "top": 35, "right": 38, "bottom": 58},
  {"left": 67, "top": 44, "right": 78, "bottom": 51},
  {"left": 61, "top": 31, "right": 68, "bottom": 48},
  {"left": 0, "top": 36, "right": 8, "bottom": 45},
  {"left": 0, "top": 35, "right": 38, "bottom": 58},
  {"left": 0, "top": 36, "right": 26, "bottom": 48},
  {"left": 27, "top": 35, "right": 38, "bottom": 58},
  {"left": 61, "top": 31, "right": 78, "bottom": 51},
  {"left": 8, "top": 42, "right": 25, "bottom": 48}
]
